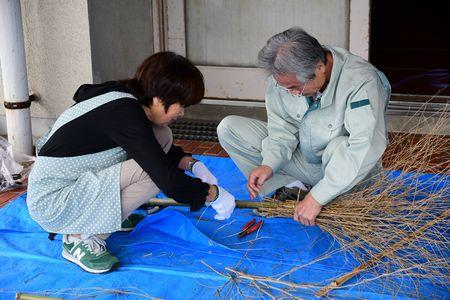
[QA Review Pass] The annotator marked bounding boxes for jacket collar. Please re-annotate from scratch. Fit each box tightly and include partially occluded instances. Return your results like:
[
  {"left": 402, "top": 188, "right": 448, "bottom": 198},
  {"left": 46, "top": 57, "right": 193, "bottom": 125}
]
[{"left": 319, "top": 46, "right": 346, "bottom": 109}]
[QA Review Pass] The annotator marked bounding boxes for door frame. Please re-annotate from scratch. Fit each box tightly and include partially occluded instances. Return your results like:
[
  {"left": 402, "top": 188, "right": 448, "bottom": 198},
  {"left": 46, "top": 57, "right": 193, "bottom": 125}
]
[{"left": 152, "top": 0, "right": 370, "bottom": 104}]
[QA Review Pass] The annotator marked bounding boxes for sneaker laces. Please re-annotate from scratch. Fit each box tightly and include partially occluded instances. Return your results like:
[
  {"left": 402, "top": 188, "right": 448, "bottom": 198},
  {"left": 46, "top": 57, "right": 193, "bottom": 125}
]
[{"left": 82, "top": 235, "right": 106, "bottom": 255}]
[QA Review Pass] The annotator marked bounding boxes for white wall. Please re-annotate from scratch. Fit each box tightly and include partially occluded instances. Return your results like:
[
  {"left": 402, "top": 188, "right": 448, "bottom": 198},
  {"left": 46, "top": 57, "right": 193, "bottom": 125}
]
[
  {"left": 0, "top": 0, "right": 93, "bottom": 139},
  {"left": 0, "top": 0, "right": 153, "bottom": 139}
]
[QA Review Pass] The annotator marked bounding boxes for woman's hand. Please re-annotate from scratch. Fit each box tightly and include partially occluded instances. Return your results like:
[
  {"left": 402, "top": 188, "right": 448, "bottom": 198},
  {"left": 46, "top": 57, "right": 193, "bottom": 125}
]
[{"left": 209, "top": 186, "right": 236, "bottom": 220}]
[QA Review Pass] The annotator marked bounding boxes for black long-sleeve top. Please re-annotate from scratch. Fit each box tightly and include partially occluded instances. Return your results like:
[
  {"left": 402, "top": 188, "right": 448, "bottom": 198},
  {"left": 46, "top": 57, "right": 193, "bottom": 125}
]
[{"left": 39, "top": 81, "right": 209, "bottom": 211}]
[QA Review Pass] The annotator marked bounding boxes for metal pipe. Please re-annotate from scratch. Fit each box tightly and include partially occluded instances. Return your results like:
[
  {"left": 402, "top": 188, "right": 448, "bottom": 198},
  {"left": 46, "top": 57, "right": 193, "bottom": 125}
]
[{"left": 0, "top": 0, "right": 33, "bottom": 157}]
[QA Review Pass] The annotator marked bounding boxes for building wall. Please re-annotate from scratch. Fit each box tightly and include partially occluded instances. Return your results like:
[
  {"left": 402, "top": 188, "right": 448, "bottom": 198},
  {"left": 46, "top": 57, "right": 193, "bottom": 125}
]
[
  {"left": 185, "top": 0, "right": 349, "bottom": 67},
  {"left": 0, "top": 0, "right": 153, "bottom": 139},
  {"left": 88, "top": 0, "right": 154, "bottom": 83},
  {"left": 22, "top": 0, "right": 92, "bottom": 119},
  {"left": 0, "top": 1, "right": 445, "bottom": 138},
  {"left": 0, "top": 0, "right": 92, "bottom": 138}
]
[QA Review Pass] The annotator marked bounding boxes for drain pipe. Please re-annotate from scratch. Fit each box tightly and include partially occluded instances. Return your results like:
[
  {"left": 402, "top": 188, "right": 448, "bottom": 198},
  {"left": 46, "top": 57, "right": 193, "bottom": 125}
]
[{"left": 0, "top": 0, "right": 33, "bottom": 157}]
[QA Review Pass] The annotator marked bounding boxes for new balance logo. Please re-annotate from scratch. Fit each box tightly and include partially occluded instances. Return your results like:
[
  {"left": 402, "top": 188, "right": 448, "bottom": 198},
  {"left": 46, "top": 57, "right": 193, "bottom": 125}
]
[{"left": 73, "top": 248, "right": 86, "bottom": 260}]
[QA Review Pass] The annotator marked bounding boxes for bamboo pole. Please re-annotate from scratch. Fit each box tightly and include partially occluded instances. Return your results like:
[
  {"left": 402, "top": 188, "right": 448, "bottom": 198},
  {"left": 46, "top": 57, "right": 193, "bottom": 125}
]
[
  {"left": 316, "top": 209, "right": 450, "bottom": 297},
  {"left": 148, "top": 198, "right": 266, "bottom": 209},
  {"left": 15, "top": 294, "right": 63, "bottom": 300}
]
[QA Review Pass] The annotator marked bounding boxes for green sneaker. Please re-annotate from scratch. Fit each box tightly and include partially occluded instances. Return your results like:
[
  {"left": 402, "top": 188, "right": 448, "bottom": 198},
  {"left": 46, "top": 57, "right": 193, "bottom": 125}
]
[
  {"left": 62, "top": 235, "right": 119, "bottom": 274},
  {"left": 120, "top": 213, "right": 146, "bottom": 231}
]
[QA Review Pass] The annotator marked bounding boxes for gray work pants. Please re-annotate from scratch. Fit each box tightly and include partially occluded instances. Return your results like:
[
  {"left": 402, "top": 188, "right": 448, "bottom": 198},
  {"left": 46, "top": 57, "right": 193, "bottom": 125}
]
[{"left": 217, "top": 115, "right": 323, "bottom": 196}]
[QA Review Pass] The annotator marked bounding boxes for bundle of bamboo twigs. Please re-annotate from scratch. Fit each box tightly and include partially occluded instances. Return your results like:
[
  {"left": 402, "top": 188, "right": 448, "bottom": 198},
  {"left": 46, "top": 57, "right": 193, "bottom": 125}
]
[{"left": 249, "top": 110, "right": 450, "bottom": 297}]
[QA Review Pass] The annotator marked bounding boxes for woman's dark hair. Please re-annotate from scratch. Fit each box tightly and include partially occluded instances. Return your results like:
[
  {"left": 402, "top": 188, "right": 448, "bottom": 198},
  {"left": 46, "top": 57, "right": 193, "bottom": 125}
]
[{"left": 120, "top": 52, "right": 204, "bottom": 111}]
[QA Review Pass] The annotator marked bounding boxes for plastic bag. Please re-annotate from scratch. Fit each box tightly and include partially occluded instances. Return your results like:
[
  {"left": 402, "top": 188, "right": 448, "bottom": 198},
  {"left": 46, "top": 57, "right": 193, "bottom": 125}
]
[{"left": 0, "top": 136, "right": 34, "bottom": 192}]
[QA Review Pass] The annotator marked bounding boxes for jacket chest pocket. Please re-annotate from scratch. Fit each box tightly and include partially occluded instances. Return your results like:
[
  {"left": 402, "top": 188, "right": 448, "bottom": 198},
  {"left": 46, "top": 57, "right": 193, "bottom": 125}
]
[
  {"left": 309, "top": 115, "right": 344, "bottom": 152},
  {"left": 285, "top": 100, "right": 308, "bottom": 123}
]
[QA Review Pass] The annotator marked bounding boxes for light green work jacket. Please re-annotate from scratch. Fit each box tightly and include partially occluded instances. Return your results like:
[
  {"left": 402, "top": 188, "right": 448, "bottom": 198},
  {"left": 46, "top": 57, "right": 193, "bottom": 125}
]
[{"left": 261, "top": 46, "right": 391, "bottom": 205}]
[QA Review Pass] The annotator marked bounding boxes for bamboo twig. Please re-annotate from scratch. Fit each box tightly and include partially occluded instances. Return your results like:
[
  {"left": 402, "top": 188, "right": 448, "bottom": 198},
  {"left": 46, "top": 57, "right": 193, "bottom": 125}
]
[
  {"left": 316, "top": 209, "right": 450, "bottom": 297},
  {"left": 225, "top": 268, "right": 317, "bottom": 290}
]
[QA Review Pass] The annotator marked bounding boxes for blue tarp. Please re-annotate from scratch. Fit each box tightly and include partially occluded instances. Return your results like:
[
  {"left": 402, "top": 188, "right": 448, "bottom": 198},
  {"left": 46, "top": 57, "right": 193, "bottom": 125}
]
[{"left": 0, "top": 155, "right": 448, "bottom": 299}]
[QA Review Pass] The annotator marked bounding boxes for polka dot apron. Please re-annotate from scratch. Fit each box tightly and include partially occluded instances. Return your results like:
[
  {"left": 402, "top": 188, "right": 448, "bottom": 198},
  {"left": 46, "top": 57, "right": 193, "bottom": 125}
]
[{"left": 26, "top": 92, "right": 137, "bottom": 234}]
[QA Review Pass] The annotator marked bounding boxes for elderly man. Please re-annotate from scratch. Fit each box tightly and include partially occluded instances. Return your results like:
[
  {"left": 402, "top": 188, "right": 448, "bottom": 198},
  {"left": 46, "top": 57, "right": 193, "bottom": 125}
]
[{"left": 217, "top": 27, "right": 391, "bottom": 226}]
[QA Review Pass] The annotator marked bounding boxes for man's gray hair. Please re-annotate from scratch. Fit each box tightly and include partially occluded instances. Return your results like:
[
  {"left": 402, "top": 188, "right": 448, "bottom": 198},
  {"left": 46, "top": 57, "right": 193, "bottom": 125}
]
[{"left": 258, "top": 27, "right": 326, "bottom": 82}]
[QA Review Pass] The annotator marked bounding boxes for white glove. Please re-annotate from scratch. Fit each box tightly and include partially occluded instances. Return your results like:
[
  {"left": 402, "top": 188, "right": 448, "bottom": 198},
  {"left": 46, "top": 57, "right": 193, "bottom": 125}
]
[
  {"left": 210, "top": 186, "right": 236, "bottom": 220},
  {"left": 191, "top": 160, "right": 218, "bottom": 185}
]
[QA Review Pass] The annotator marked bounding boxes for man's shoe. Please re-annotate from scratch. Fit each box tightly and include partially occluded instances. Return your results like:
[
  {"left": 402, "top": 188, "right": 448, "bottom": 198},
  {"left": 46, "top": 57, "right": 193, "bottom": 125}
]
[
  {"left": 273, "top": 186, "right": 308, "bottom": 201},
  {"left": 62, "top": 235, "right": 120, "bottom": 274},
  {"left": 120, "top": 213, "right": 146, "bottom": 231}
]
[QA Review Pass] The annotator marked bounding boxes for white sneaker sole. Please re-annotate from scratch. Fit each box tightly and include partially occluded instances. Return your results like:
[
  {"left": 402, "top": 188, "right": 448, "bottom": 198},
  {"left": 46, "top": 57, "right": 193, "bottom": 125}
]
[{"left": 62, "top": 249, "right": 118, "bottom": 274}]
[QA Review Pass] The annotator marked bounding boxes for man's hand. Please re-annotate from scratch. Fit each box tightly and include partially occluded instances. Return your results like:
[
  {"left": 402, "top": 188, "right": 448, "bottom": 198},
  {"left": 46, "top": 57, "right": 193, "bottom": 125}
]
[
  {"left": 294, "top": 192, "right": 323, "bottom": 226},
  {"left": 247, "top": 165, "right": 273, "bottom": 199}
]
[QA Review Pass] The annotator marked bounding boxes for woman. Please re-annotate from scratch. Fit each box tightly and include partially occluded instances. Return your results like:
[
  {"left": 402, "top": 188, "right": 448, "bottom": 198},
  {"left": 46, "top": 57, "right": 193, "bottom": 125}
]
[{"left": 26, "top": 52, "right": 235, "bottom": 274}]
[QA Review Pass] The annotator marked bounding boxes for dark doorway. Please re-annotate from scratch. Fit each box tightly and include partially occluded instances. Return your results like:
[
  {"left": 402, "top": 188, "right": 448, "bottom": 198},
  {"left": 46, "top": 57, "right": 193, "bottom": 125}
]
[{"left": 369, "top": 1, "right": 450, "bottom": 100}]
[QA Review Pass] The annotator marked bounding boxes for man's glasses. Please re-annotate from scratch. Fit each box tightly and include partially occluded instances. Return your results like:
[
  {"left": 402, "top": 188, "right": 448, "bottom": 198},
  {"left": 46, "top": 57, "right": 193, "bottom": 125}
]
[{"left": 275, "top": 80, "right": 309, "bottom": 97}]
